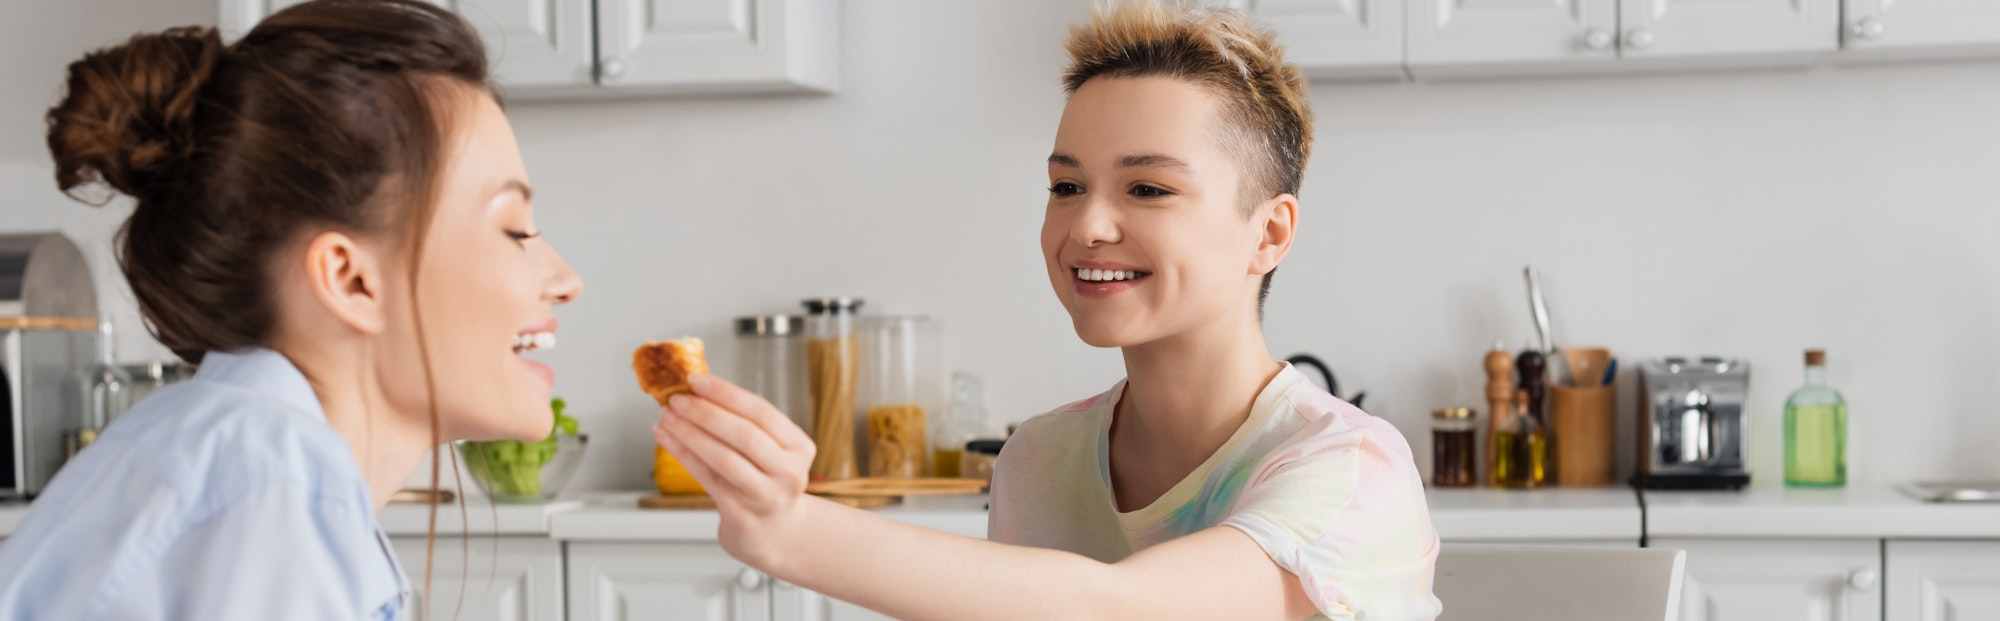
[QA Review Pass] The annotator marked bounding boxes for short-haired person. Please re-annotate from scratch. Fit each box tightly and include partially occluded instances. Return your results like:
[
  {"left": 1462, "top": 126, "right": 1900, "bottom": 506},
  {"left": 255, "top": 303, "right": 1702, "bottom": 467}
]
[{"left": 649, "top": 3, "right": 1442, "bottom": 619}]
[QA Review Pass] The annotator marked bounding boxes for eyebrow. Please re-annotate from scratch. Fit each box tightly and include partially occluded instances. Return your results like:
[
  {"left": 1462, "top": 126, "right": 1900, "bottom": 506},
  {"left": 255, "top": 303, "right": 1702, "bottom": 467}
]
[
  {"left": 1045, "top": 153, "right": 1193, "bottom": 171},
  {"left": 498, "top": 179, "right": 534, "bottom": 203}
]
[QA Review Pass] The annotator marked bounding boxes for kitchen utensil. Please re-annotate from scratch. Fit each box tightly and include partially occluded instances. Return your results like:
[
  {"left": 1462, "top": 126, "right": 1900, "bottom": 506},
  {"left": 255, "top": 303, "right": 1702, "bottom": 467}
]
[
  {"left": 1636, "top": 357, "right": 1751, "bottom": 490},
  {"left": 1, "top": 232, "right": 99, "bottom": 500},
  {"left": 389, "top": 488, "right": 457, "bottom": 504},
  {"left": 1565, "top": 348, "right": 1613, "bottom": 389},
  {"left": 1284, "top": 353, "right": 1366, "bottom": 408},
  {"left": 804, "top": 477, "right": 987, "bottom": 497},
  {"left": 457, "top": 434, "right": 589, "bottom": 503},
  {"left": 1601, "top": 358, "right": 1619, "bottom": 387},
  {"left": 1900, "top": 481, "right": 2000, "bottom": 503},
  {"left": 1524, "top": 267, "right": 1555, "bottom": 355}
]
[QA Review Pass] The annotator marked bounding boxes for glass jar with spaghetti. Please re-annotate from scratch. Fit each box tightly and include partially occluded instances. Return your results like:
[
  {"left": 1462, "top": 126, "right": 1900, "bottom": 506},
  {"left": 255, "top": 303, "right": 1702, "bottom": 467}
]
[{"left": 803, "top": 298, "right": 864, "bottom": 481}]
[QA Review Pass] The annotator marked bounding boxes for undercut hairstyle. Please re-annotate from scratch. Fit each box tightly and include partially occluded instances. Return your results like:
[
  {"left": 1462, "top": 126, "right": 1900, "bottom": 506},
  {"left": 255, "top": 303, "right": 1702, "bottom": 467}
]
[{"left": 1061, "top": 1, "right": 1315, "bottom": 314}]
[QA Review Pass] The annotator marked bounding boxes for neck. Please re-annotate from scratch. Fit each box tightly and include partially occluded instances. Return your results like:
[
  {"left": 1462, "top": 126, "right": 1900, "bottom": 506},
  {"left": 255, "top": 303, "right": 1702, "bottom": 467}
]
[
  {"left": 1114, "top": 303, "right": 1283, "bottom": 471},
  {"left": 273, "top": 339, "right": 436, "bottom": 512}
]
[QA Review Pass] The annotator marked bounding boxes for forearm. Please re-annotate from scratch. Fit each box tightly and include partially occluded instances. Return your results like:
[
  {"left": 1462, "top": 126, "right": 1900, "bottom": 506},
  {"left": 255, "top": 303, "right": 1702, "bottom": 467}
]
[{"left": 763, "top": 497, "right": 1119, "bottom": 621}]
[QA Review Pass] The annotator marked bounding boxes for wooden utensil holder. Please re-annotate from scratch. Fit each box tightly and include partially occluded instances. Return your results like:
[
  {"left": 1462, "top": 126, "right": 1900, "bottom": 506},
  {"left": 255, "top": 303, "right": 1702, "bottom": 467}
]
[{"left": 1550, "top": 383, "right": 1616, "bottom": 486}]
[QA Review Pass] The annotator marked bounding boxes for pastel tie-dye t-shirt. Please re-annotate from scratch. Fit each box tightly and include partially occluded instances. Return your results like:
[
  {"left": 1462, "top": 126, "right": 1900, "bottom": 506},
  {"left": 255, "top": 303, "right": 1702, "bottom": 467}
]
[{"left": 988, "top": 364, "right": 1442, "bottom": 620}]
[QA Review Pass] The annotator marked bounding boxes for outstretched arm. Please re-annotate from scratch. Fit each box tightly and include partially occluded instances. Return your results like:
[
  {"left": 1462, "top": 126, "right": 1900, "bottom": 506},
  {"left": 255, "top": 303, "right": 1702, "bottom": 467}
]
[{"left": 653, "top": 373, "right": 1319, "bottom": 621}]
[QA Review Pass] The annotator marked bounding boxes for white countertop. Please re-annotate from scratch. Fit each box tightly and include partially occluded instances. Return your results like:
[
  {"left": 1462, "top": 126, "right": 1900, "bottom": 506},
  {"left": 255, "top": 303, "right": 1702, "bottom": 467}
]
[
  {"left": 1427, "top": 487, "right": 1642, "bottom": 542},
  {"left": 549, "top": 493, "right": 991, "bottom": 542},
  {"left": 0, "top": 496, "right": 583, "bottom": 539},
  {"left": 1643, "top": 484, "right": 2000, "bottom": 539}
]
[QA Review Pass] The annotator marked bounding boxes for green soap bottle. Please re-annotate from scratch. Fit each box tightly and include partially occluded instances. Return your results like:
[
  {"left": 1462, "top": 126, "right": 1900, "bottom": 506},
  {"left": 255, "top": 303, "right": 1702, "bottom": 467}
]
[{"left": 1784, "top": 349, "right": 1847, "bottom": 487}]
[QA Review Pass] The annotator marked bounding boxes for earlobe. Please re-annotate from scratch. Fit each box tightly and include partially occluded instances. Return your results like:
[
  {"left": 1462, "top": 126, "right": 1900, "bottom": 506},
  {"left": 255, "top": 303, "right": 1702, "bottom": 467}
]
[
  {"left": 1252, "top": 194, "right": 1299, "bottom": 275},
  {"left": 303, "top": 231, "right": 389, "bottom": 335}
]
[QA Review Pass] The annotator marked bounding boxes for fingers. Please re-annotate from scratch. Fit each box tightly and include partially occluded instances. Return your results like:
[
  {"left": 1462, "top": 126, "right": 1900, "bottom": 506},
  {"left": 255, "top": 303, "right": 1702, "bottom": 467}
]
[
  {"left": 688, "top": 374, "right": 816, "bottom": 452},
  {"left": 657, "top": 410, "right": 774, "bottom": 499},
  {"left": 652, "top": 420, "right": 740, "bottom": 498},
  {"left": 668, "top": 393, "right": 795, "bottom": 477}
]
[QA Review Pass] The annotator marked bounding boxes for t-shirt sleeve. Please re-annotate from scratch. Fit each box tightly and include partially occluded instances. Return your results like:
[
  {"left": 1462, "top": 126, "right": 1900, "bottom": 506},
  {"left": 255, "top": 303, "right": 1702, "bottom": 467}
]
[
  {"left": 106, "top": 484, "right": 399, "bottom": 620},
  {"left": 1219, "top": 417, "right": 1443, "bottom": 621}
]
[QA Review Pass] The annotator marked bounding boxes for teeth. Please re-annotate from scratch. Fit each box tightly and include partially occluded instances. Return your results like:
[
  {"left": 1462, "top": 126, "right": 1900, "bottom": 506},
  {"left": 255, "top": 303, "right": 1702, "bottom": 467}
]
[
  {"left": 1075, "top": 268, "right": 1146, "bottom": 282},
  {"left": 513, "top": 331, "right": 556, "bottom": 353}
]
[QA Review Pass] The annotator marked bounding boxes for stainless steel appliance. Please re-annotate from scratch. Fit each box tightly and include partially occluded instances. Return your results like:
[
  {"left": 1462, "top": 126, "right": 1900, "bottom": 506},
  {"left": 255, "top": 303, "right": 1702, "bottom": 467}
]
[
  {"left": 1, "top": 232, "right": 98, "bottom": 499},
  {"left": 1636, "top": 357, "right": 1751, "bottom": 490}
]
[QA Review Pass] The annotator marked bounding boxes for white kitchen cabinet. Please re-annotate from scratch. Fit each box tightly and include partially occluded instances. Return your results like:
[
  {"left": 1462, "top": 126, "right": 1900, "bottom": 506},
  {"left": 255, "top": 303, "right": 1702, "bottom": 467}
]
[
  {"left": 1406, "top": 0, "right": 1620, "bottom": 74},
  {"left": 568, "top": 542, "right": 773, "bottom": 621},
  {"left": 1840, "top": 0, "right": 2000, "bottom": 59},
  {"left": 218, "top": 0, "right": 838, "bottom": 98},
  {"left": 1886, "top": 540, "right": 2000, "bottom": 621},
  {"left": 219, "top": 0, "right": 596, "bottom": 94},
  {"left": 778, "top": 587, "right": 893, "bottom": 621},
  {"left": 1655, "top": 538, "right": 1882, "bottom": 621},
  {"left": 1203, "top": 0, "right": 1405, "bottom": 80},
  {"left": 1617, "top": 0, "right": 1838, "bottom": 63},
  {"left": 595, "top": 0, "right": 840, "bottom": 95},
  {"left": 389, "top": 536, "right": 564, "bottom": 621}
]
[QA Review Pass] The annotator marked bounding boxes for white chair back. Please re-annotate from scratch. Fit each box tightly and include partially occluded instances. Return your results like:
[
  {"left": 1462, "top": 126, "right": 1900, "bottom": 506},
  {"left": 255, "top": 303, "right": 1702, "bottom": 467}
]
[{"left": 1434, "top": 544, "right": 1686, "bottom": 621}]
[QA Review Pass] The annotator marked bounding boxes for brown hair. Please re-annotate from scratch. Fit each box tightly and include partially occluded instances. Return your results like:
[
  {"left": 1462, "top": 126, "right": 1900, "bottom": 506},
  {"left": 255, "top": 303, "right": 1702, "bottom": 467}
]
[
  {"left": 1062, "top": 1, "right": 1314, "bottom": 311},
  {"left": 46, "top": 0, "right": 491, "bottom": 613}
]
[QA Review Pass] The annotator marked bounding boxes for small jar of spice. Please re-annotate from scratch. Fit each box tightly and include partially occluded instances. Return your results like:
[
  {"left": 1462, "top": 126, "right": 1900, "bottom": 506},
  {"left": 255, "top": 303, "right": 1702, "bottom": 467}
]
[{"left": 1431, "top": 408, "right": 1478, "bottom": 488}]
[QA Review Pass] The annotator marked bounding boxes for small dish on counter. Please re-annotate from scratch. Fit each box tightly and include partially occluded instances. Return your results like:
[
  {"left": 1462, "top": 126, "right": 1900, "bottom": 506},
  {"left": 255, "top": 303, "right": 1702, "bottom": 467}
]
[{"left": 1900, "top": 481, "right": 2000, "bottom": 503}]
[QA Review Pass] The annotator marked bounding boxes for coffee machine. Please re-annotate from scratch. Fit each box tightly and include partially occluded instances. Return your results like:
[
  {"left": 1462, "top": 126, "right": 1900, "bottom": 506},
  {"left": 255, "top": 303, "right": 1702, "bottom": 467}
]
[
  {"left": 1636, "top": 357, "right": 1752, "bottom": 490},
  {"left": 1, "top": 232, "right": 98, "bottom": 500}
]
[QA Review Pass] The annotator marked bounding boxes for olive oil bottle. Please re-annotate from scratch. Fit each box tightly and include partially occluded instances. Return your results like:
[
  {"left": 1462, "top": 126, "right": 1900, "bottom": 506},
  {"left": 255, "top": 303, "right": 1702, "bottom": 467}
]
[
  {"left": 1784, "top": 349, "right": 1847, "bottom": 487},
  {"left": 1495, "top": 389, "right": 1548, "bottom": 489}
]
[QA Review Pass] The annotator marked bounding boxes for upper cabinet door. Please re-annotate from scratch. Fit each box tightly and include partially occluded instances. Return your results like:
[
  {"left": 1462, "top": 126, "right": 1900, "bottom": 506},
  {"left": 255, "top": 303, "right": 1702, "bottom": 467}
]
[
  {"left": 1617, "top": 0, "right": 1837, "bottom": 60},
  {"left": 1407, "top": 0, "right": 1620, "bottom": 73},
  {"left": 1205, "top": 0, "right": 1405, "bottom": 80},
  {"left": 219, "top": 0, "right": 594, "bottom": 92},
  {"left": 1842, "top": 0, "right": 2000, "bottom": 54},
  {"left": 448, "top": 0, "right": 597, "bottom": 91},
  {"left": 596, "top": 0, "right": 841, "bottom": 95}
]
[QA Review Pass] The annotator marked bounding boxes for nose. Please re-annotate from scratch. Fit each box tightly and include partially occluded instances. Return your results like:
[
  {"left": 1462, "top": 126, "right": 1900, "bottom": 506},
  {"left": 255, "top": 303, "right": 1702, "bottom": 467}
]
[
  {"left": 1069, "top": 197, "right": 1120, "bottom": 248},
  {"left": 540, "top": 242, "right": 583, "bottom": 305}
]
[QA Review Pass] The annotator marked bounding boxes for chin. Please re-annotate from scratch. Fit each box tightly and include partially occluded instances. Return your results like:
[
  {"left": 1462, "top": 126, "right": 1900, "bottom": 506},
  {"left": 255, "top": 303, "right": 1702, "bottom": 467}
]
[{"left": 1071, "top": 316, "right": 1149, "bottom": 349}]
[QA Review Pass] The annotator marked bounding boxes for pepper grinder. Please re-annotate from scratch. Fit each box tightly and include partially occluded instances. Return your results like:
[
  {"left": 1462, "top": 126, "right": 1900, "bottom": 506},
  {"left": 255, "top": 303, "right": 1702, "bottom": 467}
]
[
  {"left": 1483, "top": 342, "right": 1514, "bottom": 487},
  {"left": 1516, "top": 349, "right": 1548, "bottom": 424}
]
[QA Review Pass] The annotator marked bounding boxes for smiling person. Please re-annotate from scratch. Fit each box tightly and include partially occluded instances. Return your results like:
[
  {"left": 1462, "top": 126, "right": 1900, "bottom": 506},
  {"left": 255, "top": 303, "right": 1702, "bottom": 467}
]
[
  {"left": 649, "top": 2, "right": 1440, "bottom": 620},
  {"left": 0, "top": 1, "right": 580, "bottom": 619}
]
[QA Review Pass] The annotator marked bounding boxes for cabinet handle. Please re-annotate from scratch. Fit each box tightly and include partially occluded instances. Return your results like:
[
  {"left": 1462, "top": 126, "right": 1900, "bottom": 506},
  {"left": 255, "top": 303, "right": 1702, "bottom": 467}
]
[
  {"left": 599, "top": 57, "right": 627, "bottom": 81},
  {"left": 1852, "top": 17, "right": 1886, "bottom": 41},
  {"left": 1847, "top": 567, "right": 1878, "bottom": 591},
  {"left": 737, "top": 568, "right": 767, "bottom": 591},
  {"left": 1624, "top": 27, "right": 1655, "bottom": 50},
  {"left": 1582, "top": 28, "right": 1613, "bottom": 51}
]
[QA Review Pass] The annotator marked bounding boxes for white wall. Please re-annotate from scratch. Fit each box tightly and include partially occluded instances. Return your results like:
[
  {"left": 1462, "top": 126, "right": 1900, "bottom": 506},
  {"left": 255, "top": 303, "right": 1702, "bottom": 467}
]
[{"left": 6, "top": 1, "right": 1998, "bottom": 493}]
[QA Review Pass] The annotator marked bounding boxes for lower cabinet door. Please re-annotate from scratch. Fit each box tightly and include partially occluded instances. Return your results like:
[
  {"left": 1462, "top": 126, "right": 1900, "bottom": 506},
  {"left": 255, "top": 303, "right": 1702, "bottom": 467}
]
[
  {"left": 1654, "top": 538, "right": 1883, "bottom": 621},
  {"left": 775, "top": 583, "right": 894, "bottom": 621},
  {"left": 567, "top": 542, "right": 771, "bottom": 621},
  {"left": 389, "top": 536, "right": 563, "bottom": 621},
  {"left": 1886, "top": 540, "right": 2000, "bottom": 621}
]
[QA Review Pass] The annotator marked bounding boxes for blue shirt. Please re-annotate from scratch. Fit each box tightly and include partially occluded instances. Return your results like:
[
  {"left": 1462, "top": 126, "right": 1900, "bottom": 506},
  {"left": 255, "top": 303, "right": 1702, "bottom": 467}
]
[{"left": 0, "top": 348, "right": 408, "bottom": 620}]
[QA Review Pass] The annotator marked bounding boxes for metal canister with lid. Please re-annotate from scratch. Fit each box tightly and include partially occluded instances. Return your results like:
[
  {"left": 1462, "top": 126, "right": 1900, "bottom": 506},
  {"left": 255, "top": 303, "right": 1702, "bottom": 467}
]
[{"left": 735, "top": 315, "right": 810, "bottom": 433}]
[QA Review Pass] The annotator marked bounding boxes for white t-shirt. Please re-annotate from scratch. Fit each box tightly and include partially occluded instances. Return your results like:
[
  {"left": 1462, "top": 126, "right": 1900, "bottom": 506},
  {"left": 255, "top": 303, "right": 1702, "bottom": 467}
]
[{"left": 989, "top": 363, "right": 1442, "bottom": 620}]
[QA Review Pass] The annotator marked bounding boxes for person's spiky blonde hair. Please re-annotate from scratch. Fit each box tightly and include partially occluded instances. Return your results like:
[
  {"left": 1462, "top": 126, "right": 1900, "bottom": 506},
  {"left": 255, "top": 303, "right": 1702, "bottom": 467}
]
[{"left": 1062, "top": 1, "right": 1314, "bottom": 311}]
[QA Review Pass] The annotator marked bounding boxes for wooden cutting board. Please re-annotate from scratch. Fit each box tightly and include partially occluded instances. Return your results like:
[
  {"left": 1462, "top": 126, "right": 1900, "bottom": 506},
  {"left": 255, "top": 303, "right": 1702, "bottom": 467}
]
[
  {"left": 637, "top": 494, "right": 897, "bottom": 510},
  {"left": 804, "top": 477, "right": 988, "bottom": 498}
]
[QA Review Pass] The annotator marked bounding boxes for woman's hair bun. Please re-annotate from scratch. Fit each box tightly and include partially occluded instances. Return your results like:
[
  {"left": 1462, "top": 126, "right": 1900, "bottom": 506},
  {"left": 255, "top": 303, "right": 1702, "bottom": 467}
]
[{"left": 46, "top": 26, "right": 224, "bottom": 203}]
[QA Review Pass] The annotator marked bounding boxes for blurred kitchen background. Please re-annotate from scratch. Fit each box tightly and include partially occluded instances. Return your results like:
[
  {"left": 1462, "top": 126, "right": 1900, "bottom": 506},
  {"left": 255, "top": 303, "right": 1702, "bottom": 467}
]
[{"left": 6, "top": 1, "right": 1999, "bottom": 494}]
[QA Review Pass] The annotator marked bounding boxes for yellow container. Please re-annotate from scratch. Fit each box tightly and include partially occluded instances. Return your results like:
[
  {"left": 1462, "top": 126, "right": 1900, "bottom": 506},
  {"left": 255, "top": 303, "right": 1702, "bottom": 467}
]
[{"left": 653, "top": 446, "right": 705, "bottom": 495}]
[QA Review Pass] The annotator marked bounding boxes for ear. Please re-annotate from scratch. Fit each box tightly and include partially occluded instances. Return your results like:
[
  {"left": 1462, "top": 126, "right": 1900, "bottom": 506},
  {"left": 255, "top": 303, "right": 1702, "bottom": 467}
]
[
  {"left": 300, "top": 231, "right": 390, "bottom": 336},
  {"left": 1250, "top": 193, "right": 1298, "bottom": 277}
]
